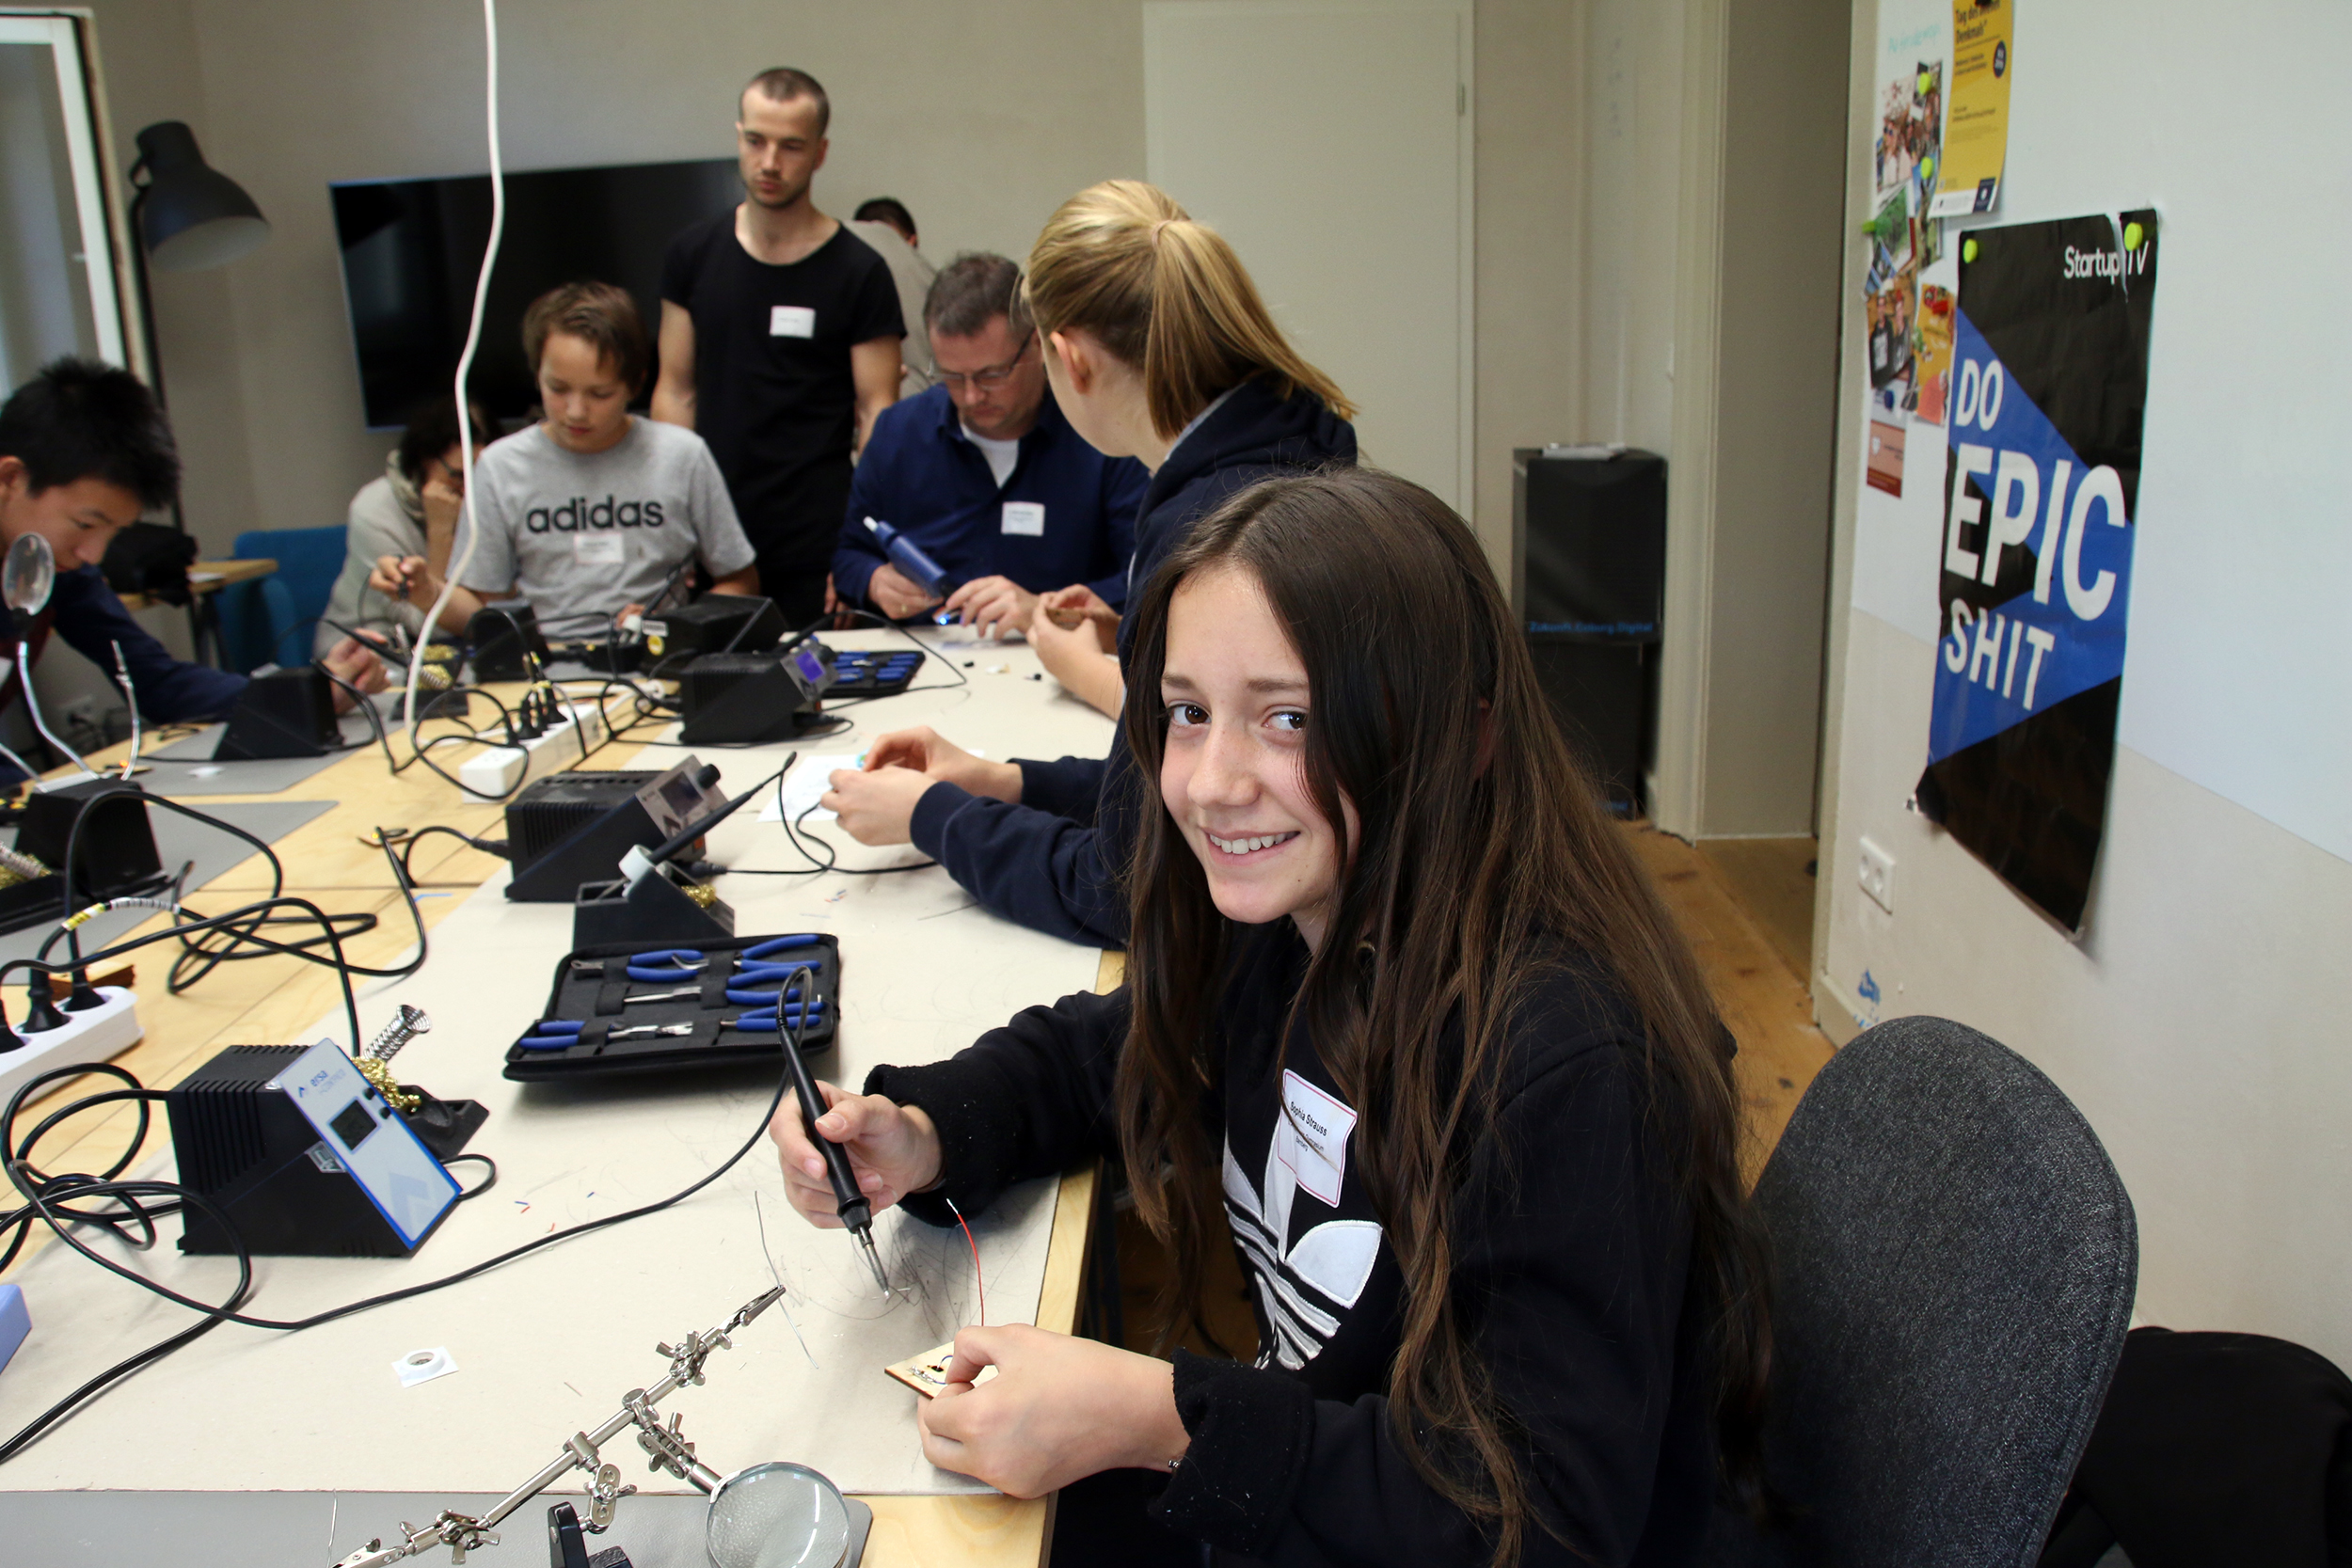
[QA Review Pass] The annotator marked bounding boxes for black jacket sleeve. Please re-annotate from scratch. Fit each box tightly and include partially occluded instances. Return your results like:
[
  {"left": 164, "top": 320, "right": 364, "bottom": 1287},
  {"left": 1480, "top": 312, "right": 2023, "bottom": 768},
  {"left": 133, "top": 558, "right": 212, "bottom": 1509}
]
[
  {"left": 1154, "top": 1039, "right": 1699, "bottom": 1567},
  {"left": 906, "top": 735, "right": 1139, "bottom": 948},
  {"left": 1013, "top": 755, "right": 1108, "bottom": 825},
  {"left": 50, "top": 566, "right": 248, "bottom": 722},
  {"left": 864, "top": 984, "right": 1131, "bottom": 1227}
]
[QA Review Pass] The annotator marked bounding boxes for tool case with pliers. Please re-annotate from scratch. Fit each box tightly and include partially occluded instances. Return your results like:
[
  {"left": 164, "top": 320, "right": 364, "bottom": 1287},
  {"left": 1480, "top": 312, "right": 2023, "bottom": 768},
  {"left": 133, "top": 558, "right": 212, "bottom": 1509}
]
[{"left": 501, "top": 931, "right": 841, "bottom": 1082}]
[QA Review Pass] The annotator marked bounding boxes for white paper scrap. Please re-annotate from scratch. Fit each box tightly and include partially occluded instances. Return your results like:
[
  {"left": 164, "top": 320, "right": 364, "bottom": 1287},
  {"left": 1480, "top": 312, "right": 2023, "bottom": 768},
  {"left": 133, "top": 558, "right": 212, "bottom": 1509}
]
[{"left": 759, "top": 753, "right": 863, "bottom": 823}]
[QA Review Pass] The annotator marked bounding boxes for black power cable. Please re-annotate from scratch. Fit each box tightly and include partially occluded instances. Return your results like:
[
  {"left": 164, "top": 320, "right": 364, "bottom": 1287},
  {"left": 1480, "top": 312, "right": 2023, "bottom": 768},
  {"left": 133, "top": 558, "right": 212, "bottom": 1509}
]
[{"left": 0, "top": 964, "right": 818, "bottom": 1464}]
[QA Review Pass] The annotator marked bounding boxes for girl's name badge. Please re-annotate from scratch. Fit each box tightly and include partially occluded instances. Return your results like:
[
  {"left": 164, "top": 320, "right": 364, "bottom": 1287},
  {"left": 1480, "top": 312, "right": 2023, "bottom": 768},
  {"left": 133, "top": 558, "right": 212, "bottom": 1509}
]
[
  {"left": 572, "top": 533, "right": 625, "bottom": 565},
  {"left": 770, "top": 306, "right": 817, "bottom": 338},
  {"left": 1275, "top": 1069, "right": 1357, "bottom": 1208}
]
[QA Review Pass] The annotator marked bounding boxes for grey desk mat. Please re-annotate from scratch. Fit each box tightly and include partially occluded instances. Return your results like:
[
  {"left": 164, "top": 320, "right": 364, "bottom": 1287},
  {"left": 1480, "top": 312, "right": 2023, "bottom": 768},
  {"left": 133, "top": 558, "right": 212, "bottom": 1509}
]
[
  {"left": 132, "top": 701, "right": 393, "bottom": 798},
  {"left": 0, "top": 1487, "right": 875, "bottom": 1567},
  {"left": 0, "top": 797, "right": 337, "bottom": 968}
]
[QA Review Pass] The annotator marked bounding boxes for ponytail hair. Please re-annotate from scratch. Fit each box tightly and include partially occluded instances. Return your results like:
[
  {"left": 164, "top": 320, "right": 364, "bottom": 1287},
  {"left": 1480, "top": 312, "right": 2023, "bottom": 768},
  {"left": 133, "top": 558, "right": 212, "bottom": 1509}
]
[{"left": 1025, "top": 180, "right": 1356, "bottom": 438}]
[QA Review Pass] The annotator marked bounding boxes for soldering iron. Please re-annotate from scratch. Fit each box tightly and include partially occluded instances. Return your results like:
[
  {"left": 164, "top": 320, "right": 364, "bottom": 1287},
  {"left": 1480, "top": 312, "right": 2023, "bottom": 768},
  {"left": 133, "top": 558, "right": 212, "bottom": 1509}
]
[{"left": 772, "top": 971, "right": 888, "bottom": 1292}]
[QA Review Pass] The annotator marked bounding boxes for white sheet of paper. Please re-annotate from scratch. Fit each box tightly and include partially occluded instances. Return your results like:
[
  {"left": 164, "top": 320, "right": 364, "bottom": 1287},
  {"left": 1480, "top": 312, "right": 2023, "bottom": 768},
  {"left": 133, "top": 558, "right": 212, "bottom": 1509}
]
[{"left": 759, "top": 752, "right": 863, "bottom": 823}]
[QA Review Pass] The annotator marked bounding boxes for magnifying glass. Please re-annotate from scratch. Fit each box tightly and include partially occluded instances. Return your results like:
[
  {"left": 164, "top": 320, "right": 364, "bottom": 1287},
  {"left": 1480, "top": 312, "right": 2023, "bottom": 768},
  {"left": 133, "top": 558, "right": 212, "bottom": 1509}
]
[{"left": 703, "top": 1462, "right": 854, "bottom": 1568}]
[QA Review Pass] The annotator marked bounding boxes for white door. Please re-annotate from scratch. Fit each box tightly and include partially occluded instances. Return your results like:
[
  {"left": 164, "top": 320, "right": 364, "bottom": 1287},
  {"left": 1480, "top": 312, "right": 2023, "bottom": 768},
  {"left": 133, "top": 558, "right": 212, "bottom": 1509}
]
[
  {"left": 1144, "top": 0, "right": 1473, "bottom": 511},
  {"left": 0, "top": 13, "right": 127, "bottom": 388}
]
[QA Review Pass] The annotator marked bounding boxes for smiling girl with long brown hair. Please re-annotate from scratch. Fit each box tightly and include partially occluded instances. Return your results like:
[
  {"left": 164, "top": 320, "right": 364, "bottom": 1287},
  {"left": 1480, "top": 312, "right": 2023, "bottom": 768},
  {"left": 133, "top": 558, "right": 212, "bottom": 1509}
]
[{"left": 776, "top": 467, "right": 1770, "bottom": 1566}]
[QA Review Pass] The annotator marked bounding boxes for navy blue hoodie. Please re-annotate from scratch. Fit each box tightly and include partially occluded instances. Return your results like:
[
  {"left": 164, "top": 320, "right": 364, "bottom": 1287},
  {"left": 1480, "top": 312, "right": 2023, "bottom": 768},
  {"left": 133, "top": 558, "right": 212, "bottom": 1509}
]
[
  {"left": 0, "top": 565, "right": 247, "bottom": 780},
  {"left": 907, "top": 378, "right": 1358, "bottom": 945}
]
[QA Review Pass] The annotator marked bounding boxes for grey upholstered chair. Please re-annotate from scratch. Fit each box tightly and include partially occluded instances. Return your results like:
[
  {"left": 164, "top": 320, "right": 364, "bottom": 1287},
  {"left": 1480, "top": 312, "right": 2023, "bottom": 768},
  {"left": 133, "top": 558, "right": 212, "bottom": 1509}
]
[{"left": 1740, "top": 1014, "right": 2138, "bottom": 1567}]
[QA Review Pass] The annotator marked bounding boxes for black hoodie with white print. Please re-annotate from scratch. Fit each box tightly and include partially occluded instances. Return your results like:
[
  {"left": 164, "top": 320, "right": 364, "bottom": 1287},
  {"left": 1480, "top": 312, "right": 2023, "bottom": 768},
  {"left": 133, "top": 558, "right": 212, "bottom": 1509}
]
[{"left": 867, "top": 921, "right": 1722, "bottom": 1567}]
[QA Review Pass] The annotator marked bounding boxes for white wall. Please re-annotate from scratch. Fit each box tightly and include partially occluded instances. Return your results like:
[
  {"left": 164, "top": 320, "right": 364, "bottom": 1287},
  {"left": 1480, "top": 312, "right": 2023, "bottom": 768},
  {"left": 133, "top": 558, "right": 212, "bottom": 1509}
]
[{"left": 1817, "top": 0, "right": 2352, "bottom": 1367}]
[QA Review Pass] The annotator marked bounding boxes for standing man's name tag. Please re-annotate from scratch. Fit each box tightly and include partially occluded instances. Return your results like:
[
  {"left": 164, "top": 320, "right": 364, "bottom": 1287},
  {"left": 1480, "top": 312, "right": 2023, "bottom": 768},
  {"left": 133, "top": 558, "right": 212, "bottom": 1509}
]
[
  {"left": 1274, "top": 1069, "right": 1358, "bottom": 1208},
  {"left": 572, "top": 533, "right": 625, "bottom": 565},
  {"left": 770, "top": 306, "right": 817, "bottom": 339},
  {"left": 1000, "top": 500, "right": 1046, "bottom": 537}
]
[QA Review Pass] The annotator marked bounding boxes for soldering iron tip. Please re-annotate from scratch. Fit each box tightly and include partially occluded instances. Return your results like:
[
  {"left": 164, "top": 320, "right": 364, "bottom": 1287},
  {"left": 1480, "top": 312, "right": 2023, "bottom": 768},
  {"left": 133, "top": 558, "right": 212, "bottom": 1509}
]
[{"left": 858, "top": 1230, "right": 889, "bottom": 1293}]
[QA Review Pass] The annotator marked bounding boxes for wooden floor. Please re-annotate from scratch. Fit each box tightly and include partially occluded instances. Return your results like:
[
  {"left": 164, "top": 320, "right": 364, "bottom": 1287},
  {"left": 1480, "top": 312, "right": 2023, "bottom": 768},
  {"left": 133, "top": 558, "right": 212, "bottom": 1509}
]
[
  {"left": 1698, "top": 835, "right": 1820, "bottom": 983},
  {"left": 1631, "top": 825, "right": 1836, "bottom": 1183},
  {"left": 1114, "top": 823, "right": 1837, "bottom": 1356}
]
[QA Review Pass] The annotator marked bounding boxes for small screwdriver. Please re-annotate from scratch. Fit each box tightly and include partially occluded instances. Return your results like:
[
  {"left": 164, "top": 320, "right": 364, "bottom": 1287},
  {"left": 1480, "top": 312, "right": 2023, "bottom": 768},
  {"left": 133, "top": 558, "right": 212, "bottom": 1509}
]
[{"left": 776, "top": 1002, "right": 889, "bottom": 1292}]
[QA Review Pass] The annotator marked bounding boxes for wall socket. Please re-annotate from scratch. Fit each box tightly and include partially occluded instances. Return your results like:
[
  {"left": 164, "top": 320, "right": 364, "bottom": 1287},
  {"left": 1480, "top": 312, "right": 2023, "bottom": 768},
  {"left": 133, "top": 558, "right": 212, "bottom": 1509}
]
[{"left": 1857, "top": 836, "right": 1896, "bottom": 913}]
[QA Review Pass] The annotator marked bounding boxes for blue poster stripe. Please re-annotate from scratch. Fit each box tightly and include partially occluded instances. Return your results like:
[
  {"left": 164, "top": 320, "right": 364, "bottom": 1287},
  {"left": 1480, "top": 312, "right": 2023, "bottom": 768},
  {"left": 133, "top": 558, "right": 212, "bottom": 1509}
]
[{"left": 1927, "top": 307, "right": 2137, "bottom": 765}]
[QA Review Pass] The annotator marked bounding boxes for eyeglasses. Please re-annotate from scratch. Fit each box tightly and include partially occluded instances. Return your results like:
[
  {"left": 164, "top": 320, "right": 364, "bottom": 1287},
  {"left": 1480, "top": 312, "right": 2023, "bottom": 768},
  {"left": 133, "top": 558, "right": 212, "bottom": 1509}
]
[{"left": 934, "top": 329, "right": 1035, "bottom": 393}]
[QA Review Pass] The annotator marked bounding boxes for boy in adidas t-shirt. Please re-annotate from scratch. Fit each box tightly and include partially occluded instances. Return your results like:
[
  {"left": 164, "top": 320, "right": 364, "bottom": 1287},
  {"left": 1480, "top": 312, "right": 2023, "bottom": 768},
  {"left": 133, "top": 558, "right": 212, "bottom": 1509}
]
[{"left": 373, "top": 282, "right": 758, "bottom": 643}]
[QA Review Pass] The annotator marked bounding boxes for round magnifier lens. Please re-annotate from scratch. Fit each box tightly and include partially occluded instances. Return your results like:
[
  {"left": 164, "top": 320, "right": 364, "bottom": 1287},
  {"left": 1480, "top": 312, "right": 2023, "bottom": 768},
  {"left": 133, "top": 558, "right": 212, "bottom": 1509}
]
[
  {"left": 704, "top": 1461, "right": 851, "bottom": 1568},
  {"left": 4, "top": 533, "right": 55, "bottom": 616}
]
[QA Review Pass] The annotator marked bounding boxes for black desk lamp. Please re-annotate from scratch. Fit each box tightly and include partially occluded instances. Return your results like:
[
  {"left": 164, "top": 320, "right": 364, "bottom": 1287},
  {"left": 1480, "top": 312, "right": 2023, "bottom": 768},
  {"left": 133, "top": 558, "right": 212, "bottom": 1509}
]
[
  {"left": 125, "top": 121, "right": 270, "bottom": 403},
  {"left": 122, "top": 121, "right": 269, "bottom": 662}
]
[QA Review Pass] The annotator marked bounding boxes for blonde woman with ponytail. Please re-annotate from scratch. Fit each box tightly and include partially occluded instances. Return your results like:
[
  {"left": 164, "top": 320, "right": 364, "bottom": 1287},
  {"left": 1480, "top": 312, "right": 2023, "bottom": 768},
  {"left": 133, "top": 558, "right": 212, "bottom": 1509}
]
[{"left": 824, "top": 181, "right": 1358, "bottom": 947}]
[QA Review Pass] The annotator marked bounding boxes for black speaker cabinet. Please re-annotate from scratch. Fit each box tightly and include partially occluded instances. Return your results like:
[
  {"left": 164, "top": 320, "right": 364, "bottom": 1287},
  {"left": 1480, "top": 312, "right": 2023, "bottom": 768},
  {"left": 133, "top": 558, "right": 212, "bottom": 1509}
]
[
  {"left": 1528, "top": 639, "right": 1656, "bottom": 817},
  {"left": 1515, "top": 448, "right": 1666, "bottom": 637},
  {"left": 214, "top": 666, "right": 338, "bottom": 760}
]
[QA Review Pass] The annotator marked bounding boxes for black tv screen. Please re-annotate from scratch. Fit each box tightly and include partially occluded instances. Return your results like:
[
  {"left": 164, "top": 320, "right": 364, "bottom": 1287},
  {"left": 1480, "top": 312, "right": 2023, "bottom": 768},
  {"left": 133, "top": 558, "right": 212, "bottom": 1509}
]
[{"left": 332, "top": 158, "right": 741, "bottom": 429}]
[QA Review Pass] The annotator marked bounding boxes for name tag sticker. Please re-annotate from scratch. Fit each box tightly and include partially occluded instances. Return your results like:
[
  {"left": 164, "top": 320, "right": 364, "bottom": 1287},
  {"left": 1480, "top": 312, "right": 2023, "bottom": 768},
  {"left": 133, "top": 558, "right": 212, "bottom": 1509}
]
[
  {"left": 1275, "top": 1069, "right": 1358, "bottom": 1208},
  {"left": 572, "top": 533, "right": 625, "bottom": 565},
  {"left": 1000, "top": 500, "right": 1046, "bottom": 537},
  {"left": 771, "top": 305, "right": 817, "bottom": 339}
]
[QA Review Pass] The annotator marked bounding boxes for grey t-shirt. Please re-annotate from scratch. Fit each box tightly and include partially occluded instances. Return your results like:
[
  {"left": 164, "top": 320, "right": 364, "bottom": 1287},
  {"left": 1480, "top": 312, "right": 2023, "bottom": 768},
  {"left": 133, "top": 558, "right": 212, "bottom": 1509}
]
[{"left": 456, "top": 419, "right": 756, "bottom": 641}]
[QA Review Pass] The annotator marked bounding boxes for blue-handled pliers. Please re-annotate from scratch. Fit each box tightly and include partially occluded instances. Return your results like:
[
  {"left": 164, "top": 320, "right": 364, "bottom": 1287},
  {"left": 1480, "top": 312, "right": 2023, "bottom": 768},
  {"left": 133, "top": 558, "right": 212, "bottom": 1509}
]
[
  {"left": 516, "top": 1019, "right": 694, "bottom": 1051},
  {"left": 721, "top": 1000, "right": 828, "bottom": 1033},
  {"left": 624, "top": 984, "right": 811, "bottom": 1008},
  {"left": 573, "top": 936, "right": 823, "bottom": 985}
]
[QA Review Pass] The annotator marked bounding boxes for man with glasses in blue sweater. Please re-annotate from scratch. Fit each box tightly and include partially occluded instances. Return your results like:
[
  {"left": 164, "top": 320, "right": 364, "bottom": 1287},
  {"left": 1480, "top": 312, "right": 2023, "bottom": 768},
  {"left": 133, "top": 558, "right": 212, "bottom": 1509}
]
[{"left": 831, "top": 253, "right": 1145, "bottom": 637}]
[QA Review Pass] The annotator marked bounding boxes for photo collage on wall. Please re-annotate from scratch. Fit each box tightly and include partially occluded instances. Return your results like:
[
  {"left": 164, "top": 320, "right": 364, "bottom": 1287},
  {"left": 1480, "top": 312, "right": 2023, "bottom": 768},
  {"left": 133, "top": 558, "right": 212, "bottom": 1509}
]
[{"left": 1865, "top": 58, "right": 1947, "bottom": 497}]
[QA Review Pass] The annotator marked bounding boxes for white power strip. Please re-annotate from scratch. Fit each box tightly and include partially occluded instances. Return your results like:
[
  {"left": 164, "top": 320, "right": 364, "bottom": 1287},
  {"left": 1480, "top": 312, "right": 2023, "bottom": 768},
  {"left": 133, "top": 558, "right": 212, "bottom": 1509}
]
[
  {"left": 456, "top": 699, "right": 612, "bottom": 797},
  {"left": 0, "top": 987, "right": 143, "bottom": 1110}
]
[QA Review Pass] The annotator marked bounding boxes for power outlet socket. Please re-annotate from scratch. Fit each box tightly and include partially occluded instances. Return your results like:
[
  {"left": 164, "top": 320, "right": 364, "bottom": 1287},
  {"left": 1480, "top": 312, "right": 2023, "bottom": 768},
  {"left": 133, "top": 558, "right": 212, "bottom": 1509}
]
[{"left": 1857, "top": 836, "right": 1896, "bottom": 913}]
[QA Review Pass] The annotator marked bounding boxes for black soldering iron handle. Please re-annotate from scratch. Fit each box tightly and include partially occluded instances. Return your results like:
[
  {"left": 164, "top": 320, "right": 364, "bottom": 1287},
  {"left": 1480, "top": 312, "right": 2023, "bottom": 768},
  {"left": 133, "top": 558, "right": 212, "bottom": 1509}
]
[{"left": 779, "top": 1010, "right": 873, "bottom": 1233}]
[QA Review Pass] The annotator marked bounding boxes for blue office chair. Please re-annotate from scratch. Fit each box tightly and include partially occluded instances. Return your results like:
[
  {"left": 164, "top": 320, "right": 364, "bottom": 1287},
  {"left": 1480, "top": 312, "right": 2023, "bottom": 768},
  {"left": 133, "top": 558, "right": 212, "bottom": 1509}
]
[{"left": 215, "top": 526, "right": 348, "bottom": 673}]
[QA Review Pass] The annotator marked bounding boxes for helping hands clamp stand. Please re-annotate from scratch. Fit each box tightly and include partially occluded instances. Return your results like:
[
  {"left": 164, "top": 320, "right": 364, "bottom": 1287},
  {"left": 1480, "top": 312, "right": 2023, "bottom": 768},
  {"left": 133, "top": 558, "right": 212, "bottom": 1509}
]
[{"left": 332, "top": 1283, "right": 833, "bottom": 1568}]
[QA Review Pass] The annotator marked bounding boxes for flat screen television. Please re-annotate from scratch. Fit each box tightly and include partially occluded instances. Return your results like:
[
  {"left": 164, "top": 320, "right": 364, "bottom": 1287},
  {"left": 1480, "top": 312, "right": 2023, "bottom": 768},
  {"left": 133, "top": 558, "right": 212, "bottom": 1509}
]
[{"left": 331, "top": 158, "right": 741, "bottom": 430}]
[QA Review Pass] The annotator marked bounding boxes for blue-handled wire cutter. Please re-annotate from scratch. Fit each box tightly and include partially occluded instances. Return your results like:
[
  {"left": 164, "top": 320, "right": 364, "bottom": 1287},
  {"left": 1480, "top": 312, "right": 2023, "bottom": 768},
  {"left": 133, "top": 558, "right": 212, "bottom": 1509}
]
[
  {"left": 720, "top": 1000, "right": 827, "bottom": 1033},
  {"left": 572, "top": 935, "right": 824, "bottom": 985},
  {"left": 516, "top": 1019, "right": 694, "bottom": 1051},
  {"left": 623, "top": 984, "right": 812, "bottom": 1008}
]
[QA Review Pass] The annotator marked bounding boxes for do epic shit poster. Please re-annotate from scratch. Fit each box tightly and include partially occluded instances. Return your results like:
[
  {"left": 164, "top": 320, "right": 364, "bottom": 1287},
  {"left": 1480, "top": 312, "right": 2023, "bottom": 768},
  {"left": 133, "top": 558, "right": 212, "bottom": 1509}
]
[{"left": 1915, "top": 211, "right": 2157, "bottom": 932}]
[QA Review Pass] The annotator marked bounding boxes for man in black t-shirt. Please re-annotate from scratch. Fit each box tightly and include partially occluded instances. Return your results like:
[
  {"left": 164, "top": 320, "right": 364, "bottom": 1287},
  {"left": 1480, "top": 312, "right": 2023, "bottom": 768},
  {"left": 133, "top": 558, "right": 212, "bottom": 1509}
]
[{"left": 653, "top": 67, "right": 903, "bottom": 623}]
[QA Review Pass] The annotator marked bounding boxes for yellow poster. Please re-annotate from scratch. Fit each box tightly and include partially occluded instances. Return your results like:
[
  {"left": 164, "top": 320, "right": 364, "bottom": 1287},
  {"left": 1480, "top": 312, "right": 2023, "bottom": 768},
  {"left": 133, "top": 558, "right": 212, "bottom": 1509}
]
[{"left": 1931, "top": 0, "right": 2012, "bottom": 217}]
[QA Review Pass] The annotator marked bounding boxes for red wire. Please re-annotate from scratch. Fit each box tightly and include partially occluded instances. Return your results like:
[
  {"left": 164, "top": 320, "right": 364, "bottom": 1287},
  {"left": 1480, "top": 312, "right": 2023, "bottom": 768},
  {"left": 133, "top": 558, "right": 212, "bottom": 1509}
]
[{"left": 946, "top": 1196, "right": 984, "bottom": 1327}]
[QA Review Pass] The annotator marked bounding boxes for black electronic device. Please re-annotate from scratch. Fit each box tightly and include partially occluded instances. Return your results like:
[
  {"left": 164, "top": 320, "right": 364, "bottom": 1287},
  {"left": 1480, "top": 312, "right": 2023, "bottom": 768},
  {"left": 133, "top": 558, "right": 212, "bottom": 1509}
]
[
  {"left": 15, "top": 777, "right": 164, "bottom": 902},
  {"left": 504, "top": 760, "right": 726, "bottom": 903},
  {"left": 572, "top": 866, "right": 735, "bottom": 948},
  {"left": 547, "top": 638, "right": 644, "bottom": 676},
  {"left": 643, "top": 595, "right": 786, "bottom": 674},
  {"left": 823, "top": 645, "right": 926, "bottom": 698},
  {"left": 214, "top": 666, "right": 339, "bottom": 760},
  {"left": 331, "top": 157, "right": 740, "bottom": 429},
  {"left": 1516, "top": 448, "right": 1667, "bottom": 816},
  {"left": 168, "top": 1040, "right": 461, "bottom": 1258},
  {"left": 1516, "top": 447, "right": 1667, "bottom": 637},
  {"left": 1527, "top": 640, "right": 1658, "bottom": 816},
  {"left": 469, "top": 603, "right": 550, "bottom": 682},
  {"left": 675, "top": 642, "right": 835, "bottom": 746}
]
